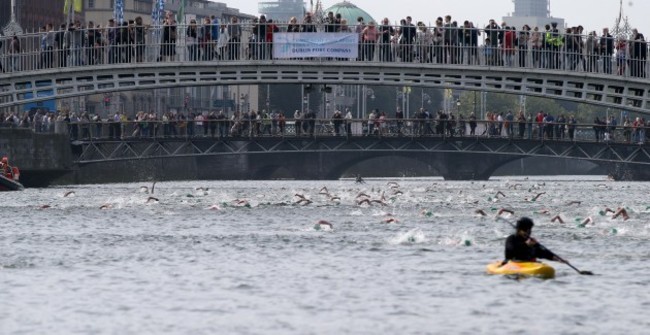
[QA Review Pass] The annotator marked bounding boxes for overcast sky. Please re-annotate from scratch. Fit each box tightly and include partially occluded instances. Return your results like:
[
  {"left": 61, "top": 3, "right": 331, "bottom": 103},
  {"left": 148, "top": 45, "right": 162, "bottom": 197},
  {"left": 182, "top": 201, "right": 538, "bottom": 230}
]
[{"left": 223, "top": 0, "right": 649, "bottom": 35}]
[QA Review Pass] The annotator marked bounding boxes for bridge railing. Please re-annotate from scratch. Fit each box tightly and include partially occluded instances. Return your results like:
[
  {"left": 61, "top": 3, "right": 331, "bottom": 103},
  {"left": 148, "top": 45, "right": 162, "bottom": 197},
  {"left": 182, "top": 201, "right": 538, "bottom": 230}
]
[
  {"left": 6, "top": 117, "right": 646, "bottom": 145},
  {"left": 0, "top": 23, "right": 646, "bottom": 79}
]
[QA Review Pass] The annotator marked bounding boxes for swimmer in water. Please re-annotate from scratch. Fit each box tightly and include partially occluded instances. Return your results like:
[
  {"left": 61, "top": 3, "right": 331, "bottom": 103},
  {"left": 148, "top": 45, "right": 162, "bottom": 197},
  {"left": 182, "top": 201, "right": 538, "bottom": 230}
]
[
  {"left": 612, "top": 207, "right": 629, "bottom": 221},
  {"left": 296, "top": 198, "right": 313, "bottom": 206},
  {"left": 356, "top": 192, "right": 370, "bottom": 199},
  {"left": 495, "top": 191, "right": 506, "bottom": 198},
  {"left": 328, "top": 195, "right": 341, "bottom": 202},
  {"left": 497, "top": 208, "right": 514, "bottom": 216},
  {"left": 314, "top": 220, "right": 333, "bottom": 229},
  {"left": 357, "top": 198, "right": 372, "bottom": 206},
  {"left": 319, "top": 187, "right": 329, "bottom": 195},
  {"left": 99, "top": 204, "right": 113, "bottom": 210},
  {"left": 146, "top": 197, "right": 159, "bottom": 203},
  {"left": 369, "top": 199, "right": 387, "bottom": 206},
  {"left": 475, "top": 209, "right": 488, "bottom": 216},
  {"left": 532, "top": 192, "right": 545, "bottom": 201},
  {"left": 550, "top": 215, "right": 564, "bottom": 224},
  {"left": 293, "top": 194, "right": 312, "bottom": 205},
  {"left": 355, "top": 174, "right": 365, "bottom": 184},
  {"left": 63, "top": 191, "right": 76, "bottom": 197},
  {"left": 232, "top": 199, "right": 251, "bottom": 207},
  {"left": 387, "top": 181, "right": 400, "bottom": 189}
]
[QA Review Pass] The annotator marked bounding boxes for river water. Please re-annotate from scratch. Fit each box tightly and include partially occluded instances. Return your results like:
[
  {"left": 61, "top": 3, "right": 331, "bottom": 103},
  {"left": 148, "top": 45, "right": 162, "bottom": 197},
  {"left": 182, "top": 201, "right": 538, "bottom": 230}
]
[{"left": 1, "top": 176, "right": 649, "bottom": 334}]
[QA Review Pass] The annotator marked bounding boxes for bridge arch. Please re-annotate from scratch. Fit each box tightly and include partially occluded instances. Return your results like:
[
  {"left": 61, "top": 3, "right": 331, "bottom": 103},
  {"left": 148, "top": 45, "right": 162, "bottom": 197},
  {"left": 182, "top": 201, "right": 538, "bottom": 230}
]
[{"left": 2, "top": 61, "right": 650, "bottom": 114}]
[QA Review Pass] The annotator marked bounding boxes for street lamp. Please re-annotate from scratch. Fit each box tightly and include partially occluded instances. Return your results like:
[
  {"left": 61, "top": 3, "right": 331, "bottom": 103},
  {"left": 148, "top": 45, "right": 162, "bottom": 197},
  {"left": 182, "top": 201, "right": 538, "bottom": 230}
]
[
  {"left": 302, "top": 84, "right": 311, "bottom": 114},
  {"left": 421, "top": 92, "right": 432, "bottom": 108},
  {"left": 303, "top": 96, "right": 309, "bottom": 114},
  {"left": 362, "top": 87, "right": 375, "bottom": 118},
  {"left": 266, "top": 84, "right": 271, "bottom": 112}
]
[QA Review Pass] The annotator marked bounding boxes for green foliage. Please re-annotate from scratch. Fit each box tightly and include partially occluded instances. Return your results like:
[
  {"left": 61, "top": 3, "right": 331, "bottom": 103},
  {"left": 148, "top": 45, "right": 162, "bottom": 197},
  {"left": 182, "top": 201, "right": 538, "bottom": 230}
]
[{"left": 455, "top": 90, "right": 635, "bottom": 123}]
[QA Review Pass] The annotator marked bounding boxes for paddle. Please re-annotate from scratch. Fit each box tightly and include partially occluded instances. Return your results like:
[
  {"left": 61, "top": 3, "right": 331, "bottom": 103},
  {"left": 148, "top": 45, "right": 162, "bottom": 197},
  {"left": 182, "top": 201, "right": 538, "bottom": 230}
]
[{"left": 496, "top": 216, "right": 594, "bottom": 275}]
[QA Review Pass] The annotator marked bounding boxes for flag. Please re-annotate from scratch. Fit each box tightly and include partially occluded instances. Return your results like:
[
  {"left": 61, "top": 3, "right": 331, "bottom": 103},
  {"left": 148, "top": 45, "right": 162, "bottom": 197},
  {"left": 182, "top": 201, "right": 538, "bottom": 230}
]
[
  {"left": 176, "top": 0, "right": 186, "bottom": 24},
  {"left": 151, "top": 0, "right": 166, "bottom": 26},
  {"left": 114, "top": 0, "right": 124, "bottom": 24},
  {"left": 63, "top": 0, "right": 81, "bottom": 13}
]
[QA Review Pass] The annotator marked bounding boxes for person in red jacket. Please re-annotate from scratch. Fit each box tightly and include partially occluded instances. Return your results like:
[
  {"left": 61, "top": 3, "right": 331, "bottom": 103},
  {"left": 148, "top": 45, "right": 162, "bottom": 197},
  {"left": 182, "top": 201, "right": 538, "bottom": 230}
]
[{"left": 1, "top": 156, "right": 13, "bottom": 179}]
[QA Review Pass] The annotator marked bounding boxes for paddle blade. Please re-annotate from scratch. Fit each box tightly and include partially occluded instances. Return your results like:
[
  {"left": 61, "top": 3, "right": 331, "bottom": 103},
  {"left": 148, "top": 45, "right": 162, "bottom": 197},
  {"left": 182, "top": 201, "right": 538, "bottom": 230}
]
[{"left": 579, "top": 270, "right": 595, "bottom": 275}]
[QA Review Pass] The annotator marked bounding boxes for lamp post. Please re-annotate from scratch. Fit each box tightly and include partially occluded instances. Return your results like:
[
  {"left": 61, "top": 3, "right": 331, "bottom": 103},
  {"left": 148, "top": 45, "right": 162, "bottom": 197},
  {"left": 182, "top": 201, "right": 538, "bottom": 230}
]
[
  {"left": 335, "top": 85, "right": 345, "bottom": 112},
  {"left": 302, "top": 84, "right": 308, "bottom": 114},
  {"left": 421, "top": 91, "right": 432, "bottom": 108},
  {"left": 266, "top": 84, "right": 271, "bottom": 113},
  {"left": 481, "top": 91, "right": 487, "bottom": 120},
  {"left": 362, "top": 87, "right": 375, "bottom": 118},
  {"left": 396, "top": 89, "right": 408, "bottom": 118}
]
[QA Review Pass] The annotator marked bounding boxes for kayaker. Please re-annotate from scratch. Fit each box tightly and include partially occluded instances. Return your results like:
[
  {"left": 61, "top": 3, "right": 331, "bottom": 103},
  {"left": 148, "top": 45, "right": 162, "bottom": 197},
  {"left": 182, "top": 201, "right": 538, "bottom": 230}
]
[
  {"left": 1, "top": 157, "right": 13, "bottom": 179},
  {"left": 504, "top": 217, "right": 563, "bottom": 263}
]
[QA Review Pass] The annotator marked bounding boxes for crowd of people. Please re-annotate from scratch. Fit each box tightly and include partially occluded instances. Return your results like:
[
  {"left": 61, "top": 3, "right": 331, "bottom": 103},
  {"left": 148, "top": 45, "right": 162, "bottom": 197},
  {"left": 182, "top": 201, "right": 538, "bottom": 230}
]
[
  {"left": 0, "top": 12, "right": 648, "bottom": 77},
  {"left": 1, "top": 106, "right": 648, "bottom": 145}
]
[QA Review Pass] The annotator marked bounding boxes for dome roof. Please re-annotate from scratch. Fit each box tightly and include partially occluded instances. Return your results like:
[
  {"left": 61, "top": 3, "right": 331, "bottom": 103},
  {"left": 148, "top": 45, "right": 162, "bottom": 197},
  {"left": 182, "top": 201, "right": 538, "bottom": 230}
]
[{"left": 323, "top": 1, "right": 376, "bottom": 25}]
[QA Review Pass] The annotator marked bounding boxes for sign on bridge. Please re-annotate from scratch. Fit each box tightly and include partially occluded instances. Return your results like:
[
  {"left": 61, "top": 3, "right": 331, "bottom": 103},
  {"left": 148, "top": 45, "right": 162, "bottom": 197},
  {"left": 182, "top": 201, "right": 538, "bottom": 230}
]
[{"left": 273, "top": 33, "right": 359, "bottom": 59}]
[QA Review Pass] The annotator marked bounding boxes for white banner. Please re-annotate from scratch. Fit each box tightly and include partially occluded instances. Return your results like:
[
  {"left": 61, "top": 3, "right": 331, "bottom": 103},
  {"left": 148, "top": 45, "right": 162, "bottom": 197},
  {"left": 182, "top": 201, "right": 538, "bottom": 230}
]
[{"left": 273, "top": 33, "right": 359, "bottom": 59}]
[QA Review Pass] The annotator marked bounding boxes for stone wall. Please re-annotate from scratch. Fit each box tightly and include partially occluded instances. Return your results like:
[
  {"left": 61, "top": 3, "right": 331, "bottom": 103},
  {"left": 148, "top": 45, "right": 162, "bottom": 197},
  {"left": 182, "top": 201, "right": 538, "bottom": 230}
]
[{"left": 0, "top": 129, "right": 74, "bottom": 187}]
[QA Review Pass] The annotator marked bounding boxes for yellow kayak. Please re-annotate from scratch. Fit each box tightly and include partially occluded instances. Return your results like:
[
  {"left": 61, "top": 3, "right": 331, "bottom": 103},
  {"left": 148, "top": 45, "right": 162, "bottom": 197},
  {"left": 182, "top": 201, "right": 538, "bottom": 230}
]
[{"left": 486, "top": 261, "right": 555, "bottom": 279}]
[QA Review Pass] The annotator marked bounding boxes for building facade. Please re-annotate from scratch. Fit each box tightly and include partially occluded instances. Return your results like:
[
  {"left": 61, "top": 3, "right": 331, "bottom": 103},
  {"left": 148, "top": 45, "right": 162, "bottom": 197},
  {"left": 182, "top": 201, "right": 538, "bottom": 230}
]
[
  {"left": 503, "top": 0, "right": 564, "bottom": 30},
  {"left": 82, "top": 0, "right": 258, "bottom": 118},
  {"left": 0, "top": 0, "right": 66, "bottom": 33},
  {"left": 513, "top": 0, "right": 549, "bottom": 17},
  {"left": 258, "top": 0, "right": 305, "bottom": 23}
]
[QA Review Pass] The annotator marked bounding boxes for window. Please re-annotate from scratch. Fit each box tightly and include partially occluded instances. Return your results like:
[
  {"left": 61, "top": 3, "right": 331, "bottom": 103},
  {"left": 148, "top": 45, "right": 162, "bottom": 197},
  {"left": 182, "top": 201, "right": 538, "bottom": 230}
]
[
  {"left": 87, "top": 0, "right": 95, "bottom": 9},
  {"left": 134, "top": 1, "right": 152, "bottom": 13}
]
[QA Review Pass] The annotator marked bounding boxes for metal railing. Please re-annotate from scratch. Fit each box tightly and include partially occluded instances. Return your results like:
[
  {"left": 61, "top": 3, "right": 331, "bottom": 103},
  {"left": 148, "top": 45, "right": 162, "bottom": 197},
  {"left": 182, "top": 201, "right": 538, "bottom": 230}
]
[
  {"left": 2, "top": 117, "right": 646, "bottom": 145},
  {"left": 0, "top": 23, "right": 647, "bottom": 79}
]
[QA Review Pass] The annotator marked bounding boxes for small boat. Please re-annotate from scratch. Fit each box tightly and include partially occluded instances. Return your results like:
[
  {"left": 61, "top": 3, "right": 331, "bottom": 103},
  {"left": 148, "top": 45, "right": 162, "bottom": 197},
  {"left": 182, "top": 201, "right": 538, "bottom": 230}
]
[
  {"left": 0, "top": 167, "right": 24, "bottom": 191},
  {"left": 486, "top": 261, "right": 555, "bottom": 279}
]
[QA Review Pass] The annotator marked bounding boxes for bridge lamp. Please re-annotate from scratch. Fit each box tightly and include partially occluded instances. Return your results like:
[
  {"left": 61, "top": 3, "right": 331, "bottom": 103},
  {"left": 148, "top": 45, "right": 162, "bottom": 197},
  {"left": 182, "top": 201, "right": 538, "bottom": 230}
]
[
  {"left": 421, "top": 92, "right": 432, "bottom": 108},
  {"left": 365, "top": 88, "right": 375, "bottom": 100}
]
